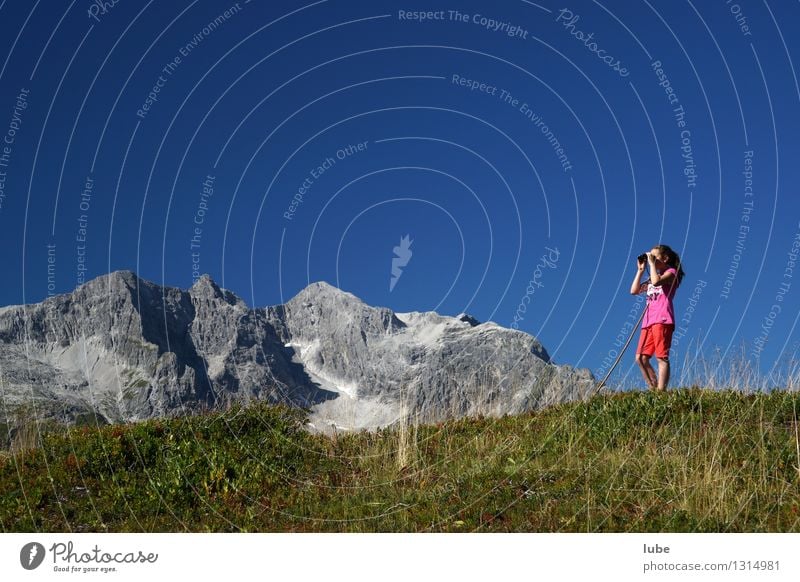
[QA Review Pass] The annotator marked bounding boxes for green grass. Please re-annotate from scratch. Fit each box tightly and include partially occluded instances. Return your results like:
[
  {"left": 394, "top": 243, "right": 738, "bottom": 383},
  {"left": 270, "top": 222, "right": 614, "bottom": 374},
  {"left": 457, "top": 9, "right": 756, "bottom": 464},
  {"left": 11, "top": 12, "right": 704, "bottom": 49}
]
[{"left": 1, "top": 387, "right": 799, "bottom": 532}]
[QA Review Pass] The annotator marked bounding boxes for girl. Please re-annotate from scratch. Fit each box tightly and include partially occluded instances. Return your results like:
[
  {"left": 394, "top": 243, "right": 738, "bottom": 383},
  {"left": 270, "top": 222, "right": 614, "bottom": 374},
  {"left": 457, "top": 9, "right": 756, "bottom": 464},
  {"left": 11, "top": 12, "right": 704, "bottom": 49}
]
[{"left": 630, "top": 244, "right": 685, "bottom": 392}]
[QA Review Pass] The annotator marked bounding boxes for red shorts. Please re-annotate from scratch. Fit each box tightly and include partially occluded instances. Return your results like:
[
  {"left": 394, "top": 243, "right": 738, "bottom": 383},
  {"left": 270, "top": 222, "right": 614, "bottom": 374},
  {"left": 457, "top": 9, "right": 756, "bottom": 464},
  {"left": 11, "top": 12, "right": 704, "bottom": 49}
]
[{"left": 637, "top": 323, "right": 674, "bottom": 359}]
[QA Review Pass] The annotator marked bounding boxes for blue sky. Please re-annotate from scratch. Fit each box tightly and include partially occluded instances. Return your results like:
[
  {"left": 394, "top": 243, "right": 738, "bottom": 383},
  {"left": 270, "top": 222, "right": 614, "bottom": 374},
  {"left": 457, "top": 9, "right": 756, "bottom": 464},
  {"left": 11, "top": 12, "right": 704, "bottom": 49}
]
[{"left": 1, "top": 0, "right": 798, "bottom": 388}]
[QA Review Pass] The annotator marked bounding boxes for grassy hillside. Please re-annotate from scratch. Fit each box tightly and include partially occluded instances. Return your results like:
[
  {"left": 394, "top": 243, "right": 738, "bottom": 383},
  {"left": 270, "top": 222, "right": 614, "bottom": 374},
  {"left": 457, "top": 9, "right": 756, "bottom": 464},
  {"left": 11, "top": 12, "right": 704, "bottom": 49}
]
[{"left": 2, "top": 387, "right": 799, "bottom": 532}]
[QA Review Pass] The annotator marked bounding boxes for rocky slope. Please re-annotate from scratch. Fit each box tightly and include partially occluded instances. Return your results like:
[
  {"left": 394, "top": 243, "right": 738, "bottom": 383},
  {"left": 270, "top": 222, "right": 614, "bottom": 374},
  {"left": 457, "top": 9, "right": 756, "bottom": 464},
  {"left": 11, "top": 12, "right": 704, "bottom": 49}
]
[{"left": 0, "top": 271, "right": 595, "bottom": 433}]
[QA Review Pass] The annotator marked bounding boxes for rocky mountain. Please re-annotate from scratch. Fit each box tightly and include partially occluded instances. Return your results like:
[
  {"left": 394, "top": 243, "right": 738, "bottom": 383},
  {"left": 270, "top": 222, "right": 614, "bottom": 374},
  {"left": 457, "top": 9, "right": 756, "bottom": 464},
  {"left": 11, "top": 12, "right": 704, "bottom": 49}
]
[{"left": 0, "top": 271, "right": 596, "bottom": 433}]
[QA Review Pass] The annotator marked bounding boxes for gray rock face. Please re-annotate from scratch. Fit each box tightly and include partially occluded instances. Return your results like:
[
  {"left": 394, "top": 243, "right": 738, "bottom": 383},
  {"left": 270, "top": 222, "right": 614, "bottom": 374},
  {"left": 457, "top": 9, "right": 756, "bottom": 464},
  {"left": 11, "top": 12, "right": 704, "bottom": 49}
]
[{"left": 0, "top": 271, "right": 596, "bottom": 432}]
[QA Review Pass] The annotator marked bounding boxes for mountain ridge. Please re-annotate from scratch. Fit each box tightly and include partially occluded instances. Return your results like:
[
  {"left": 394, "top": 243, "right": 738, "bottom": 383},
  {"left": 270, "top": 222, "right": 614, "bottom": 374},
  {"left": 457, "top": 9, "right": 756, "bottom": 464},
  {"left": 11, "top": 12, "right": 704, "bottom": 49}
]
[{"left": 0, "top": 271, "right": 595, "bottom": 433}]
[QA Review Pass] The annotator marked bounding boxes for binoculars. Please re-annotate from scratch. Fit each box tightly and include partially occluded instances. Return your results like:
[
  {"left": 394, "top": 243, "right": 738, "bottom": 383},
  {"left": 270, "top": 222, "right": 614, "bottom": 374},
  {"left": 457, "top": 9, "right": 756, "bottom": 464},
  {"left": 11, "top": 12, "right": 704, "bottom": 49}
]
[{"left": 637, "top": 253, "right": 649, "bottom": 263}]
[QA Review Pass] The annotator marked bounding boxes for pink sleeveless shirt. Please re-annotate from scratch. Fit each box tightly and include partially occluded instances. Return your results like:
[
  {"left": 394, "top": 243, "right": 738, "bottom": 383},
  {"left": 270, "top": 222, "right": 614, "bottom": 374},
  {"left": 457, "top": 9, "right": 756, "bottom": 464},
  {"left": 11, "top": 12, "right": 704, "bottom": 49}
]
[{"left": 641, "top": 267, "right": 678, "bottom": 329}]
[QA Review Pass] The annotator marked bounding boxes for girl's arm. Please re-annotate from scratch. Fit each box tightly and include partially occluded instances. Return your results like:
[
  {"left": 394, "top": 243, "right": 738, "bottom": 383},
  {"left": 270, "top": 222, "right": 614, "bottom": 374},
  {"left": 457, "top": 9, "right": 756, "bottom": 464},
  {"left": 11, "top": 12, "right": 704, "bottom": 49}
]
[
  {"left": 650, "top": 270, "right": 675, "bottom": 286},
  {"left": 648, "top": 263, "right": 676, "bottom": 287},
  {"left": 630, "top": 264, "right": 648, "bottom": 294}
]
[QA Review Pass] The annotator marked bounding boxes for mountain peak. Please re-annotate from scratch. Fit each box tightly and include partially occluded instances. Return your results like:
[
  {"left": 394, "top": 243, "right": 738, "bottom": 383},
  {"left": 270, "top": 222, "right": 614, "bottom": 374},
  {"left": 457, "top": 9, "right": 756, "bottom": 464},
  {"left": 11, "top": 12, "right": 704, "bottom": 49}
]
[
  {"left": 78, "top": 269, "right": 141, "bottom": 293},
  {"left": 190, "top": 274, "right": 246, "bottom": 308},
  {"left": 110, "top": 269, "right": 138, "bottom": 280},
  {"left": 306, "top": 280, "right": 340, "bottom": 291},
  {"left": 289, "top": 280, "right": 360, "bottom": 304},
  {"left": 191, "top": 273, "right": 220, "bottom": 291}
]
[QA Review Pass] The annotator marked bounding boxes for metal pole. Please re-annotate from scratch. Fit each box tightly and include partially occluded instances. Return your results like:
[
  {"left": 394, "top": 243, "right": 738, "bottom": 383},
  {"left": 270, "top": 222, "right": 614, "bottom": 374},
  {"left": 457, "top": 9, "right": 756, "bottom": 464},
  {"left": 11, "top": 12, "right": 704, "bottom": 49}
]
[{"left": 591, "top": 301, "right": 649, "bottom": 397}]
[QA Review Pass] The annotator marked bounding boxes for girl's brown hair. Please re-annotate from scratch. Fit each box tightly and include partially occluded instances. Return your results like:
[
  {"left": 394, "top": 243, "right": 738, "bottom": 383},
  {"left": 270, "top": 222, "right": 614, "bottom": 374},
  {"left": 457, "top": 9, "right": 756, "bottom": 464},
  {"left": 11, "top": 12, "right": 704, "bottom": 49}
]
[{"left": 653, "top": 244, "right": 685, "bottom": 288}]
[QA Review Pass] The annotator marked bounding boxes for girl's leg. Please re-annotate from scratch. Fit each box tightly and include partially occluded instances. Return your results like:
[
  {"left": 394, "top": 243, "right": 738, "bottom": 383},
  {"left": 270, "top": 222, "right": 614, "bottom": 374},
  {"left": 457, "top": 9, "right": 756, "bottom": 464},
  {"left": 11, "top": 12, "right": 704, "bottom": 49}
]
[
  {"left": 636, "top": 354, "right": 658, "bottom": 389},
  {"left": 656, "top": 358, "right": 670, "bottom": 391},
  {"left": 654, "top": 324, "right": 674, "bottom": 391}
]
